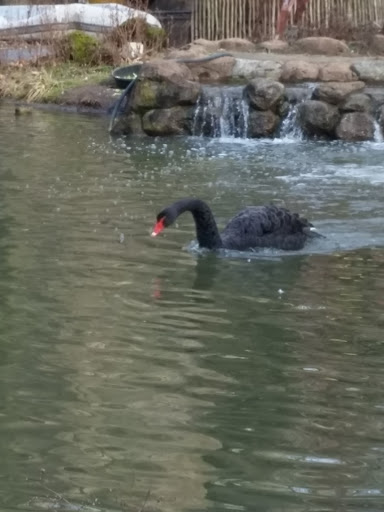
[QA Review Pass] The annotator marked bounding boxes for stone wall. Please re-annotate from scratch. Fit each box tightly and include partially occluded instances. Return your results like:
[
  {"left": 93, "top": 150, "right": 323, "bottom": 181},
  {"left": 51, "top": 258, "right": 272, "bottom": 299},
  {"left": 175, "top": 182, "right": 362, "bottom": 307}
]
[{"left": 115, "top": 37, "right": 384, "bottom": 141}]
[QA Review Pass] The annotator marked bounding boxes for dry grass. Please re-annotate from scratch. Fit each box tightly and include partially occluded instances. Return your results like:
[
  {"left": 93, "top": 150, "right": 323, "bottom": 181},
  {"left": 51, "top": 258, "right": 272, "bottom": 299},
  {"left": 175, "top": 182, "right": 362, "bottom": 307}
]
[{"left": 0, "top": 63, "right": 112, "bottom": 102}]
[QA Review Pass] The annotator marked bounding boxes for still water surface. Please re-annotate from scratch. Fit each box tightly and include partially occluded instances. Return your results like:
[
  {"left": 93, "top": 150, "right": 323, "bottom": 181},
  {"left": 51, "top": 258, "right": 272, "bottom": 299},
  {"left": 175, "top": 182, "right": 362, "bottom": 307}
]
[{"left": 1, "top": 103, "right": 384, "bottom": 512}]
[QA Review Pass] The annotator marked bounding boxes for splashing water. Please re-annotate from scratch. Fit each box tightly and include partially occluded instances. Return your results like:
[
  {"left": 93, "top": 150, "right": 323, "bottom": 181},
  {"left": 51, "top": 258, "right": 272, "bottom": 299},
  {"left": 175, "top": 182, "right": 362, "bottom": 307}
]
[{"left": 192, "top": 85, "right": 249, "bottom": 139}]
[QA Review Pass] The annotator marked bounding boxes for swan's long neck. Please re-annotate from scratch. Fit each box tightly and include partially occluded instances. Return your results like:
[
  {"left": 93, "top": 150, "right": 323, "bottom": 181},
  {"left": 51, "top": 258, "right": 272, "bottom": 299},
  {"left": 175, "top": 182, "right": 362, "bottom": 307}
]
[{"left": 174, "top": 199, "right": 222, "bottom": 249}]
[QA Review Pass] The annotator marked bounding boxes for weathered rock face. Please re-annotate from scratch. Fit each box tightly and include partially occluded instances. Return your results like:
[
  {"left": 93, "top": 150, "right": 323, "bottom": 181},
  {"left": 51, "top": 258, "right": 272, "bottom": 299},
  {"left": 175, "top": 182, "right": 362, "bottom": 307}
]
[
  {"left": 352, "top": 61, "right": 384, "bottom": 83},
  {"left": 281, "top": 60, "right": 319, "bottom": 82},
  {"left": 233, "top": 59, "right": 282, "bottom": 80},
  {"left": 370, "top": 34, "right": 384, "bottom": 55},
  {"left": 294, "top": 37, "right": 349, "bottom": 55},
  {"left": 340, "top": 93, "right": 373, "bottom": 113},
  {"left": 186, "top": 56, "right": 235, "bottom": 82},
  {"left": 140, "top": 59, "right": 193, "bottom": 83},
  {"left": 219, "top": 38, "right": 257, "bottom": 52},
  {"left": 298, "top": 100, "right": 340, "bottom": 137},
  {"left": 318, "top": 62, "right": 357, "bottom": 82},
  {"left": 260, "top": 40, "right": 289, "bottom": 52},
  {"left": 247, "top": 110, "right": 279, "bottom": 138},
  {"left": 244, "top": 78, "right": 285, "bottom": 111},
  {"left": 312, "top": 81, "right": 365, "bottom": 105},
  {"left": 336, "top": 112, "right": 375, "bottom": 141},
  {"left": 142, "top": 107, "right": 194, "bottom": 136},
  {"left": 131, "top": 79, "right": 201, "bottom": 111}
]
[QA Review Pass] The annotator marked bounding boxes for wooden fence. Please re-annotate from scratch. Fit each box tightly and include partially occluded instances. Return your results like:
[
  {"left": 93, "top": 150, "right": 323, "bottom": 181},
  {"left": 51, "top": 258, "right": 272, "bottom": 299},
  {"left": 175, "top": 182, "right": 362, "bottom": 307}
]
[{"left": 191, "top": 0, "right": 384, "bottom": 41}]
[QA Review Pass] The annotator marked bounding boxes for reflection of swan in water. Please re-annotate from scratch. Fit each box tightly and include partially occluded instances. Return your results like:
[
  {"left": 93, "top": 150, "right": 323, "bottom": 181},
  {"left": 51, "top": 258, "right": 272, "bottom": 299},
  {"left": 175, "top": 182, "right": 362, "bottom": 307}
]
[{"left": 152, "top": 250, "right": 308, "bottom": 302}]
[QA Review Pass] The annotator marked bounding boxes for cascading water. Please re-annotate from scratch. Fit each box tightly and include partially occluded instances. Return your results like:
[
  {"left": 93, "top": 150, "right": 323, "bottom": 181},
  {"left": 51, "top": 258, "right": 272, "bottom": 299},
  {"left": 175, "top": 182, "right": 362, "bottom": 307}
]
[
  {"left": 278, "top": 83, "right": 317, "bottom": 140},
  {"left": 192, "top": 85, "right": 249, "bottom": 138},
  {"left": 373, "top": 120, "right": 384, "bottom": 143}
]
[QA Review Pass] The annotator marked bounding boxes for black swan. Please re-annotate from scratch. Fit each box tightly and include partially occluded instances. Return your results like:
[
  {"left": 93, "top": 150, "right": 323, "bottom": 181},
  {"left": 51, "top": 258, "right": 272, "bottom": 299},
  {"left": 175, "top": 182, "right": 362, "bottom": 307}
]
[{"left": 151, "top": 198, "right": 323, "bottom": 251}]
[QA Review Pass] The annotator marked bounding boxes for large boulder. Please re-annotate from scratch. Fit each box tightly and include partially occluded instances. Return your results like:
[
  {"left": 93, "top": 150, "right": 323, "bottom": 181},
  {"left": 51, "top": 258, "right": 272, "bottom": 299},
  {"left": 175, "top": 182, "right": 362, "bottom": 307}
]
[
  {"left": 219, "top": 38, "right": 257, "bottom": 52},
  {"left": 294, "top": 37, "right": 349, "bottom": 55},
  {"left": 244, "top": 78, "right": 285, "bottom": 111},
  {"left": 233, "top": 59, "right": 282, "bottom": 80},
  {"left": 298, "top": 100, "right": 340, "bottom": 137},
  {"left": 336, "top": 112, "right": 375, "bottom": 141},
  {"left": 340, "top": 93, "right": 373, "bottom": 113},
  {"left": 318, "top": 62, "right": 357, "bottom": 82},
  {"left": 186, "top": 56, "right": 235, "bottom": 82},
  {"left": 247, "top": 110, "right": 279, "bottom": 138},
  {"left": 142, "top": 107, "right": 193, "bottom": 136},
  {"left": 140, "top": 59, "right": 193, "bottom": 82},
  {"left": 281, "top": 60, "right": 319, "bottom": 82},
  {"left": 352, "top": 61, "right": 384, "bottom": 83},
  {"left": 312, "top": 81, "right": 365, "bottom": 105},
  {"left": 131, "top": 79, "right": 200, "bottom": 111},
  {"left": 370, "top": 34, "right": 384, "bottom": 54}
]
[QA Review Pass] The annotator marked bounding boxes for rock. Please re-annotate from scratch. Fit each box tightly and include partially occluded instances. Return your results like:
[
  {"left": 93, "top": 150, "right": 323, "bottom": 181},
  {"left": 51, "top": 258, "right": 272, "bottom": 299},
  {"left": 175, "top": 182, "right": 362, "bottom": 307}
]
[
  {"left": 352, "top": 61, "right": 384, "bottom": 83},
  {"left": 247, "top": 110, "right": 279, "bottom": 138},
  {"left": 244, "top": 78, "right": 285, "bottom": 111},
  {"left": 294, "top": 37, "right": 349, "bottom": 55},
  {"left": 368, "top": 88, "right": 384, "bottom": 109},
  {"left": 260, "top": 40, "right": 289, "bottom": 52},
  {"left": 298, "top": 100, "right": 340, "bottom": 137},
  {"left": 140, "top": 59, "right": 193, "bottom": 83},
  {"left": 370, "top": 34, "right": 384, "bottom": 54},
  {"left": 166, "top": 46, "right": 208, "bottom": 60},
  {"left": 191, "top": 38, "right": 220, "bottom": 52},
  {"left": 111, "top": 112, "right": 143, "bottom": 136},
  {"left": 318, "top": 62, "right": 357, "bottom": 82},
  {"left": 186, "top": 56, "right": 235, "bottom": 82},
  {"left": 312, "top": 81, "right": 365, "bottom": 105},
  {"left": 281, "top": 60, "right": 319, "bottom": 82},
  {"left": 336, "top": 112, "right": 375, "bottom": 141},
  {"left": 233, "top": 59, "right": 282, "bottom": 80},
  {"left": 60, "top": 85, "right": 120, "bottom": 111},
  {"left": 132, "top": 78, "right": 200, "bottom": 111},
  {"left": 142, "top": 106, "right": 193, "bottom": 136},
  {"left": 340, "top": 93, "right": 373, "bottom": 113},
  {"left": 219, "top": 38, "right": 257, "bottom": 52},
  {"left": 378, "top": 105, "right": 384, "bottom": 132}
]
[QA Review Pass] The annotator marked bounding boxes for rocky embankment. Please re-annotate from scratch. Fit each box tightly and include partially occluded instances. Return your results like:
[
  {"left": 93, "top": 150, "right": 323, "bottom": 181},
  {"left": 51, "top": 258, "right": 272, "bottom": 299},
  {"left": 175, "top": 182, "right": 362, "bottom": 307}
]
[{"left": 106, "top": 36, "right": 384, "bottom": 140}]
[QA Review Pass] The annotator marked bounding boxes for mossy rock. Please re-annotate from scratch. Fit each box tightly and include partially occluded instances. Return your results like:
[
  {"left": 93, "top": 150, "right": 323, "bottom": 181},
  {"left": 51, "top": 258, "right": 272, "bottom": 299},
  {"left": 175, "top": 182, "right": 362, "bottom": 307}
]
[{"left": 67, "top": 31, "right": 100, "bottom": 65}]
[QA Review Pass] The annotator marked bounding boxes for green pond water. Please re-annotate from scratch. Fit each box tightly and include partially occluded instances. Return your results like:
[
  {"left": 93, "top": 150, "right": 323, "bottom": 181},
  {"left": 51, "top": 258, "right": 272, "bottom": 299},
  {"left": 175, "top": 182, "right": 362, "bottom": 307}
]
[{"left": 1, "top": 103, "right": 384, "bottom": 512}]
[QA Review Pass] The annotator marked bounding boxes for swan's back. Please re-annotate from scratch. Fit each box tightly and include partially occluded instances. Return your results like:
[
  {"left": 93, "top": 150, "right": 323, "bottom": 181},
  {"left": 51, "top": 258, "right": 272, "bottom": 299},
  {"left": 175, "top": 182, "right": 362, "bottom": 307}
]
[{"left": 220, "top": 205, "right": 313, "bottom": 251}]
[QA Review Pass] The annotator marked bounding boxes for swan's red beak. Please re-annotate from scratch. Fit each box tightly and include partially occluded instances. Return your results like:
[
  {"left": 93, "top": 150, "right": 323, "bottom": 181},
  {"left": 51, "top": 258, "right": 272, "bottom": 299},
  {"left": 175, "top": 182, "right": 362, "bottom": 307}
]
[{"left": 151, "top": 217, "right": 165, "bottom": 237}]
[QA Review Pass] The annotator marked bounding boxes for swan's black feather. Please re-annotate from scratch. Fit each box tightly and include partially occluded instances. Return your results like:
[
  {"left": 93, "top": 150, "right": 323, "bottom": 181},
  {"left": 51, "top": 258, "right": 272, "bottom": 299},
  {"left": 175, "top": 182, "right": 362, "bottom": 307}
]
[{"left": 154, "top": 198, "right": 321, "bottom": 251}]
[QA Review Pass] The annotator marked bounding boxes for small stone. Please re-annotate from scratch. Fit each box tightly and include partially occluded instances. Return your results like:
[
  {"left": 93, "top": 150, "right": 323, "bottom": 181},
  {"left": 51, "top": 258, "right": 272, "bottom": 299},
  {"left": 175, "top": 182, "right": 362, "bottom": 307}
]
[{"left": 219, "top": 38, "right": 257, "bottom": 52}]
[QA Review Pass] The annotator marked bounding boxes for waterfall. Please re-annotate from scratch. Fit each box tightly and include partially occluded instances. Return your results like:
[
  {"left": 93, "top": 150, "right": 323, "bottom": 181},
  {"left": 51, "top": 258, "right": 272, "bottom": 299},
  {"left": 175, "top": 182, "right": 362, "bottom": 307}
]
[
  {"left": 192, "top": 85, "right": 249, "bottom": 138},
  {"left": 373, "top": 120, "right": 384, "bottom": 143},
  {"left": 278, "top": 83, "right": 317, "bottom": 140}
]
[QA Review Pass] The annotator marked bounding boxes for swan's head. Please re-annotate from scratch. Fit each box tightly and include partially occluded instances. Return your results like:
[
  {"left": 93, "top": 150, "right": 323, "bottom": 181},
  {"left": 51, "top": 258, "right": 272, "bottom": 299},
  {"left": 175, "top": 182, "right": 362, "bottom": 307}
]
[{"left": 151, "top": 206, "right": 177, "bottom": 237}]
